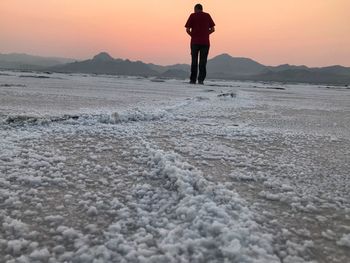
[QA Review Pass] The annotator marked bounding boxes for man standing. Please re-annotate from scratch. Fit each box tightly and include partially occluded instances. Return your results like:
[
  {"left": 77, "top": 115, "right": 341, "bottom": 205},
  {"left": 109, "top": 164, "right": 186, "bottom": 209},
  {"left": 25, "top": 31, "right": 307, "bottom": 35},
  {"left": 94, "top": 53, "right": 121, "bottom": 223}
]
[{"left": 185, "top": 4, "right": 215, "bottom": 84}]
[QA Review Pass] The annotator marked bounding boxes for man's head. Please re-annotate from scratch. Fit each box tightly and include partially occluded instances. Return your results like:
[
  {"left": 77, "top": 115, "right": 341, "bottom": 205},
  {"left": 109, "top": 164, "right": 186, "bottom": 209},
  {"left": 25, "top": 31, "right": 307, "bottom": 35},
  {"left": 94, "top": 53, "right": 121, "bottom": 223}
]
[{"left": 194, "top": 4, "right": 203, "bottom": 13}]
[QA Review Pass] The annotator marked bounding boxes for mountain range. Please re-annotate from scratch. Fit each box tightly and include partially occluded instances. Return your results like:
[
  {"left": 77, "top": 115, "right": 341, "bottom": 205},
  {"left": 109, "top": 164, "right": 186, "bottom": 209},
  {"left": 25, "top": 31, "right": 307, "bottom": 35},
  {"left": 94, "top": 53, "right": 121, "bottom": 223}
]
[
  {"left": 1, "top": 52, "right": 349, "bottom": 85},
  {"left": 0, "top": 53, "right": 75, "bottom": 70}
]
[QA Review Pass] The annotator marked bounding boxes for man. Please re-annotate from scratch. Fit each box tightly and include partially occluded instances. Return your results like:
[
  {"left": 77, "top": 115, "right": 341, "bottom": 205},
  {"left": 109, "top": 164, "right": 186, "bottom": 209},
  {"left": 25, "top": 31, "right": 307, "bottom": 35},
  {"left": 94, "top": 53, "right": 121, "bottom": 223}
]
[{"left": 185, "top": 4, "right": 215, "bottom": 84}]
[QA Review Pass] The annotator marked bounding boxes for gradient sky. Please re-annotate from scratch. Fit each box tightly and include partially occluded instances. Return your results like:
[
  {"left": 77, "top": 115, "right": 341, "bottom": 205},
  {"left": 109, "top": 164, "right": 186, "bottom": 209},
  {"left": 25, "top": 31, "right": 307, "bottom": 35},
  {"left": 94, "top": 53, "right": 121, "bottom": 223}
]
[{"left": 1, "top": 0, "right": 349, "bottom": 66}]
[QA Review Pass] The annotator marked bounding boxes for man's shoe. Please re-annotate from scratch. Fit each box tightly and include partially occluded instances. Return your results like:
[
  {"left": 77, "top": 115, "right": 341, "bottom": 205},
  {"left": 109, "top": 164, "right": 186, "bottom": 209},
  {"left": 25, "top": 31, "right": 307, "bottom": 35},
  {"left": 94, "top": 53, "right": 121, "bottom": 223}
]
[
  {"left": 198, "top": 81, "right": 204, "bottom": 85},
  {"left": 189, "top": 81, "right": 196, "bottom": 84}
]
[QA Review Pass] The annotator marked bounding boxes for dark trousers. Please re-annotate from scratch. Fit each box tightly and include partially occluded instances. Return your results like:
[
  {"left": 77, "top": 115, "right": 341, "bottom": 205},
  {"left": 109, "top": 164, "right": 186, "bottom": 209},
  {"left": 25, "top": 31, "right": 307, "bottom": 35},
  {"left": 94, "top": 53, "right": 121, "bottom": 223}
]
[{"left": 190, "top": 44, "right": 210, "bottom": 83}]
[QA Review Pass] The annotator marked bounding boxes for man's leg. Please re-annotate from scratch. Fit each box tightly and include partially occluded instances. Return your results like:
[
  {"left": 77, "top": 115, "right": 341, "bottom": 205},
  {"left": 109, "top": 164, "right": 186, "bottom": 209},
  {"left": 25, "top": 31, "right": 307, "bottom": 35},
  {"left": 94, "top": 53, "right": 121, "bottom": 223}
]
[
  {"left": 198, "top": 45, "right": 210, "bottom": 84},
  {"left": 190, "top": 44, "right": 200, "bottom": 84}
]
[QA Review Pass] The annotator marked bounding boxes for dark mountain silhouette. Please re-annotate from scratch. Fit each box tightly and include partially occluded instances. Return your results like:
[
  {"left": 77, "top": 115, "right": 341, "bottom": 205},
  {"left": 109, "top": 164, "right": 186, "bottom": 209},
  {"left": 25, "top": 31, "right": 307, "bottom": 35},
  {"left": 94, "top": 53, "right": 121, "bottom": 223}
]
[
  {"left": 267, "top": 64, "right": 309, "bottom": 72},
  {"left": 251, "top": 68, "right": 350, "bottom": 85},
  {"left": 147, "top": 63, "right": 165, "bottom": 73},
  {"left": 0, "top": 53, "right": 75, "bottom": 70},
  {"left": 148, "top": 63, "right": 190, "bottom": 74},
  {"left": 207, "top": 53, "right": 267, "bottom": 78},
  {"left": 46, "top": 52, "right": 350, "bottom": 84},
  {"left": 311, "top": 65, "right": 350, "bottom": 76},
  {"left": 160, "top": 69, "right": 188, "bottom": 79},
  {"left": 1, "top": 52, "right": 349, "bottom": 85},
  {"left": 204, "top": 54, "right": 350, "bottom": 84},
  {"left": 152, "top": 64, "right": 190, "bottom": 79},
  {"left": 48, "top": 52, "right": 158, "bottom": 76},
  {"left": 155, "top": 54, "right": 267, "bottom": 79},
  {"left": 165, "top": 64, "right": 191, "bottom": 72},
  {"left": 92, "top": 52, "right": 115, "bottom": 62}
]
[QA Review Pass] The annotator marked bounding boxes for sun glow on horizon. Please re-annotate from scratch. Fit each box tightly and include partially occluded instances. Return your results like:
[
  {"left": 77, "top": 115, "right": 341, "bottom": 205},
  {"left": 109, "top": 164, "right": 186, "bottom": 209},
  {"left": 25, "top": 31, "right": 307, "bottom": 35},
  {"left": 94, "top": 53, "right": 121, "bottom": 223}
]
[{"left": 1, "top": 0, "right": 349, "bottom": 66}]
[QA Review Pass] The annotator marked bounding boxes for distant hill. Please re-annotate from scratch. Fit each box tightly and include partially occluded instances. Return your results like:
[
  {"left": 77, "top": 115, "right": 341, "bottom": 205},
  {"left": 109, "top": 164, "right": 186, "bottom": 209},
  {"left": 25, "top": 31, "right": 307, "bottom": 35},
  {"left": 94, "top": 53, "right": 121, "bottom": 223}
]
[
  {"left": 48, "top": 52, "right": 158, "bottom": 76},
  {"left": 148, "top": 63, "right": 190, "bottom": 74},
  {"left": 204, "top": 54, "right": 350, "bottom": 84},
  {"left": 207, "top": 53, "right": 267, "bottom": 78},
  {"left": 160, "top": 69, "right": 188, "bottom": 79},
  {"left": 251, "top": 69, "right": 350, "bottom": 85},
  {"left": 155, "top": 54, "right": 267, "bottom": 79},
  {"left": 0, "top": 53, "right": 75, "bottom": 70},
  {"left": 267, "top": 64, "right": 309, "bottom": 72},
  {"left": 154, "top": 64, "right": 190, "bottom": 79},
  {"left": 311, "top": 65, "right": 350, "bottom": 76},
  {"left": 2, "top": 51, "right": 349, "bottom": 85},
  {"left": 47, "top": 52, "right": 350, "bottom": 84}
]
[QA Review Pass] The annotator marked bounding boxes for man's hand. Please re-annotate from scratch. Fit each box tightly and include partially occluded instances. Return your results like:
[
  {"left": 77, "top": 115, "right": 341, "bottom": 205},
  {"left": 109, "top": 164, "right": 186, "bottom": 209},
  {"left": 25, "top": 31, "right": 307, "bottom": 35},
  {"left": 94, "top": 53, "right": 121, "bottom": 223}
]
[
  {"left": 186, "top": 27, "right": 192, "bottom": 36},
  {"left": 209, "top": 27, "right": 215, "bottom": 34}
]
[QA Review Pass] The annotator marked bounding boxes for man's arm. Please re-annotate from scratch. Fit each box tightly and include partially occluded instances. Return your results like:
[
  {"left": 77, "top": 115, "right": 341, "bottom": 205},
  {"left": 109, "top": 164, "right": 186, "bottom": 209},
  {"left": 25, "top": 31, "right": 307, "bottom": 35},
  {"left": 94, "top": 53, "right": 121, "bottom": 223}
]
[
  {"left": 209, "top": 26, "right": 215, "bottom": 34},
  {"left": 186, "top": 27, "right": 192, "bottom": 36}
]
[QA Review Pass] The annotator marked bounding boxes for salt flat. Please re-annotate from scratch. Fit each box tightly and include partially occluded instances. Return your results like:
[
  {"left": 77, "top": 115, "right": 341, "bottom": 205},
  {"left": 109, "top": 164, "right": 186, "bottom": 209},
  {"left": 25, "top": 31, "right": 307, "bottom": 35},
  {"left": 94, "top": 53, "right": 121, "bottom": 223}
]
[{"left": 0, "top": 71, "right": 349, "bottom": 262}]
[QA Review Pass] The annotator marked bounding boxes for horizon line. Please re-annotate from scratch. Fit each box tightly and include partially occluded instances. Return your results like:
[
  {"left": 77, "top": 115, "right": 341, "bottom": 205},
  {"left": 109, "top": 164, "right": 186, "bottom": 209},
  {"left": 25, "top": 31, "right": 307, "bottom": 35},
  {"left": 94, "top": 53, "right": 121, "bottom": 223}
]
[{"left": 1, "top": 50, "right": 349, "bottom": 68}]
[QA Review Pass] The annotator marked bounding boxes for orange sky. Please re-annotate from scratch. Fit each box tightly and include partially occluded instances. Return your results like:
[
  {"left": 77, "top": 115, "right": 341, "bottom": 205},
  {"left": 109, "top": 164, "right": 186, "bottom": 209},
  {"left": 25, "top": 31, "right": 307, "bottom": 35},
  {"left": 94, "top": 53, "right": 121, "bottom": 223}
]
[{"left": 1, "top": 0, "right": 349, "bottom": 66}]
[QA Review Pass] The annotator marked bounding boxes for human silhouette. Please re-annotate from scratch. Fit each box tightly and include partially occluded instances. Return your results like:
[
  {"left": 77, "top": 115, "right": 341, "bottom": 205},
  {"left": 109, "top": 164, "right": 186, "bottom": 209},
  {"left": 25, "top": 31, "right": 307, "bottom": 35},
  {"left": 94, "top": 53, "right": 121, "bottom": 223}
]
[{"left": 185, "top": 4, "right": 215, "bottom": 84}]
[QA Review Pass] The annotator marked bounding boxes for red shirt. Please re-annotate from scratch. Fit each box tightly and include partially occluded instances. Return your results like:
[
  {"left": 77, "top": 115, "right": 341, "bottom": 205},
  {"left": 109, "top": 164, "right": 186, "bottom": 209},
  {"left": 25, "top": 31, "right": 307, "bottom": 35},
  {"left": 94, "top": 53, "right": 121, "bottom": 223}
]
[{"left": 185, "top": 12, "right": 215, "bottom": 46}]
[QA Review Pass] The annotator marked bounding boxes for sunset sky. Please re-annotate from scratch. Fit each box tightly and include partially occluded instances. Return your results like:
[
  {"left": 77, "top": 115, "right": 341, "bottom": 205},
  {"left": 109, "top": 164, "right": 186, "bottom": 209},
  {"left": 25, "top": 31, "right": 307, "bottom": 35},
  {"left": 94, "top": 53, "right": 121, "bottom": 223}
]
[{"left": 1, "top": 0, "right": 349, "bottom": 66}]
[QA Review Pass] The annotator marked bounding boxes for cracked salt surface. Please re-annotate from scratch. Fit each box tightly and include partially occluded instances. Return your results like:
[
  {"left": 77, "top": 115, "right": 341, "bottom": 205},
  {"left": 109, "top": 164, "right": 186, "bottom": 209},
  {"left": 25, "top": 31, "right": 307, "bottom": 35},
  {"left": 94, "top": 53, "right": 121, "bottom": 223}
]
[{"left": 0, "top": 71, "right": 349, "bottom": 262}]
